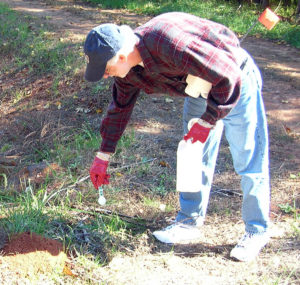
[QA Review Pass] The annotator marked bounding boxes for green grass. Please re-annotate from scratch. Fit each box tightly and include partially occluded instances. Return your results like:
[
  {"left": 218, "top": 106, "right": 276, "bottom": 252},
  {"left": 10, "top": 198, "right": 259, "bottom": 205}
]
[
  {"left": 0, "top": 3, "right": 81, "bottom": 77},
  {"left": 115, "top": 129, "right": 136, "bottom": 157},
  {"left": 44, "top": 125, "right": 99, "bottom": 166},
  {"left": 0, "top": 177, "right": 146, "bottom": 262},
  {"left": 83, "top": 0, "right": 300, "bottom": 48},
  {"left": 143, "top": 196, "right": 173, "bottom": 212}
]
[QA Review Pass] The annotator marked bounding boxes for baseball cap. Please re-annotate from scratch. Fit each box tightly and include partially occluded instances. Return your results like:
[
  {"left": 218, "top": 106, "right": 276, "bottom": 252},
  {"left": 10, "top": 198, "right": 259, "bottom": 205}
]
[{"left": 84, "top": 24, "right": 125, "bottom": 82}]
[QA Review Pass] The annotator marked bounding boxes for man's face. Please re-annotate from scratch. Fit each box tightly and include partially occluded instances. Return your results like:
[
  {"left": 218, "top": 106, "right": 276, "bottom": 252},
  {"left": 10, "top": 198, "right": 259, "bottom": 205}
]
[{"left": 103, "top": 55, "right": 131, "bottom": 79}]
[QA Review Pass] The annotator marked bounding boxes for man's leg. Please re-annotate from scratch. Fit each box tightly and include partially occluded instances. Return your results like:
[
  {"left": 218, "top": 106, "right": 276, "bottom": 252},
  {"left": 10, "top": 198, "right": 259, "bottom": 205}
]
[
  {"left": 176, "top": 96, "right": 224, "bottom": 226},
  {"left": 153, "top": 96, "right": 223, "bottom": 244},
  {"left": 223, "top": 53, "right": 270, "bottom": 261}
]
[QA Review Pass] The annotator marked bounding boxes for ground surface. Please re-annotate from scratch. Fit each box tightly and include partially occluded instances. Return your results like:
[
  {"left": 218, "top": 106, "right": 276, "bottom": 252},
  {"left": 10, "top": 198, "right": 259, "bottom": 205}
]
[{"left": 0, "top": 0, "right": 299, "bottom": 284}]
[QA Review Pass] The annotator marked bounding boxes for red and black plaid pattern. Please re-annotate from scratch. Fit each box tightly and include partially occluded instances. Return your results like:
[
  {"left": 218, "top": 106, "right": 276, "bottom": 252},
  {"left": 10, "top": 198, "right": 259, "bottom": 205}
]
[{"left": 100, "top": 12, "right": 244, "bottom": 152}]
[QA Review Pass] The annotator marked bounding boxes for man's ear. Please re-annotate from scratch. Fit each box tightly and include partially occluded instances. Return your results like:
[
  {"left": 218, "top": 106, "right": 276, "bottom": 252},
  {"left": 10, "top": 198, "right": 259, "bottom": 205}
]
[{"left": 118, "top": 54, "right": 127, "bottom": 62}]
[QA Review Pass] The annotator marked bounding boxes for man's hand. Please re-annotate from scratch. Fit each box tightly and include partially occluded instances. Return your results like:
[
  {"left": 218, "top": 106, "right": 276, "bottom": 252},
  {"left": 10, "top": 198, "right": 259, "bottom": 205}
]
[
  {"left": 90, "top": 156, "right": 110, "bottom": 189},
  {"left": 183, "top": 120, "right": 212, "bottom": 144}
]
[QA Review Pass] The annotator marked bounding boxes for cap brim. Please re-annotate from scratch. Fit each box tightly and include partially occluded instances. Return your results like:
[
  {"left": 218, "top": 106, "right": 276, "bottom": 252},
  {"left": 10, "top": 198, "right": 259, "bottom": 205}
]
[{"left": 84, "top": 61, "right": 106, "bottom": 82}]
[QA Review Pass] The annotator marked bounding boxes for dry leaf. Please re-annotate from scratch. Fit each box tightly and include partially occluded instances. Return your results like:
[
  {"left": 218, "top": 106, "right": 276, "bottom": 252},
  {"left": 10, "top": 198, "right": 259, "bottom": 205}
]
[
  {"left": 284, "top": 126, "right": 291, "bottom": 134},
  {"left": 55, "top": 101, "right": 62, "bottom": 109},
  {"left": 159, "top": 161, "right": 169, "bottom": 167},
  {"left": 63, "top": 264, "right": 77, "bottom": 277}
]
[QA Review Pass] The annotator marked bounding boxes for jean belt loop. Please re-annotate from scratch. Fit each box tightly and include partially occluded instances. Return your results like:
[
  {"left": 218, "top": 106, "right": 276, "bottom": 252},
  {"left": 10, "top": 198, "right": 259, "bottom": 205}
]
[
  {"left": 240, "top": 57, "right": 248, "bottom": 70},
  {"left": 238, "top": 48, "right": 249, "bottom": 71}
]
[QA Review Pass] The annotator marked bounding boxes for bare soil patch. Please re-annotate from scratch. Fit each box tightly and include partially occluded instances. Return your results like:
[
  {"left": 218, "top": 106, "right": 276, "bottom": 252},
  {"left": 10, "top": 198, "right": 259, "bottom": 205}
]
[
  {"left": 0, "top": 0, "right": 299, "bottom": 284},
  {"left": 0, "top": 232, "right": 68, "bottom": 283}
]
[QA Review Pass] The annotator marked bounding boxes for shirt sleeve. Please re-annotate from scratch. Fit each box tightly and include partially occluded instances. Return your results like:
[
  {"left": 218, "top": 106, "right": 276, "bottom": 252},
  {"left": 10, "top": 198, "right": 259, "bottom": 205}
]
[{"left": 100, "top": 78, "right": 140, "bottom": 153}]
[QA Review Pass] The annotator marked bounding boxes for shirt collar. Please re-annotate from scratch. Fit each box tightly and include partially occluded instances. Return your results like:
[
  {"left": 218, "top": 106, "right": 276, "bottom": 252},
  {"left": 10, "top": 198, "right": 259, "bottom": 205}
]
[{"left": 135, "top": 33, "right": 158, "bottom": 73}]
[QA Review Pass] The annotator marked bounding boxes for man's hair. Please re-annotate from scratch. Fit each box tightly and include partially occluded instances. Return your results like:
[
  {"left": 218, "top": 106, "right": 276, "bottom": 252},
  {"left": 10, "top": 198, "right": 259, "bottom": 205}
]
[{"left": 107, "top": 25, "right": 136, "bottom": 65}]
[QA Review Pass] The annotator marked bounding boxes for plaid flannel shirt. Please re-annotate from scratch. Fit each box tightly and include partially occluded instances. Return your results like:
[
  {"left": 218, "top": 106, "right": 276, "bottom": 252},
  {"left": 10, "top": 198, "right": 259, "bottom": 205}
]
[{"left": 100, "top": 12, "right": 244, "bottom": 153}]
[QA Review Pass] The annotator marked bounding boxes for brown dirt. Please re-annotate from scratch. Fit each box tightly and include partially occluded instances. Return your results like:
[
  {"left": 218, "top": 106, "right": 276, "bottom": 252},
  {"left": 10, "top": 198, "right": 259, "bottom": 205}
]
[
  {"left": 0, "top": 0, "right": 299, "bottom": 284},
  {"left": 0, "top": 232, "right": 68, "bottom": 280}
]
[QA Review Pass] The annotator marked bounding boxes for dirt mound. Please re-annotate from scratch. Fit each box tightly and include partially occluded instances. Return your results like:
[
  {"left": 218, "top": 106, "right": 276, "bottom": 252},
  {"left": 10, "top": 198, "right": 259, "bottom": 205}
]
[{"left": 0, "top": 232, "right": 68, "bottom": 278}]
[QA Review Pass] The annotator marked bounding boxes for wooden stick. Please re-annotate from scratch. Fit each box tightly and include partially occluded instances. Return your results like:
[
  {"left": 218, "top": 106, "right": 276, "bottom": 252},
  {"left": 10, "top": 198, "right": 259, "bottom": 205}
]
[
  {"left": 71, "top": 158, "right": 158, "bottom": 187},
  {"left": 71, "top": 205, "right": 156, "bottom": 230},
  {"left": 211, "top": 188, "right": 242, "bottom": 197}
]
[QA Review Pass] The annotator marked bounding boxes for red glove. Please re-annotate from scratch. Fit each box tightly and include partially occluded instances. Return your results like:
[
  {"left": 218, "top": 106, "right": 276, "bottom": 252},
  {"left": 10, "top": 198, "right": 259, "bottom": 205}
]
[
  {"left": 89, "top": 157, "right": 110, "bottom": 189},
  {"left": 184, "top": 122, "right": 211, "bottom": 143}
]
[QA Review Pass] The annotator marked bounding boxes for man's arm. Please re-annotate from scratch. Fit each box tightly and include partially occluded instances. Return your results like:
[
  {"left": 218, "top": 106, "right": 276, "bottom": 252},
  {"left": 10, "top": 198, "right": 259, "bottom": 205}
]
[
  {"left": 90, "top": 77, "right": 140, "bottom": 190},
  {"left": 100, "top": 77, "right": 141, "bottom": 153}
]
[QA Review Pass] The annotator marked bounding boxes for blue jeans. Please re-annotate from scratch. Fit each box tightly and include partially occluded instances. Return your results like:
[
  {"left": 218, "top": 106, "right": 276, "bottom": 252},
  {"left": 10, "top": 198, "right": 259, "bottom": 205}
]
[{"left": 176, "top": 50, "right": 270, "bottom": 234}]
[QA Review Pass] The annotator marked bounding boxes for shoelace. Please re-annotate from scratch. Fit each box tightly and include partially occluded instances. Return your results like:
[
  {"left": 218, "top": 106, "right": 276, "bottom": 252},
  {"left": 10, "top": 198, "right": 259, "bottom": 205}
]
[
  {"left": 162, "top": 224, "right": 177, "bottom": 232},
  {"left": 237, "top": 233, "right": 254, "bottom": 247},
  {"left": 162, "top": 223, "right": 195, "bottom": 232}
]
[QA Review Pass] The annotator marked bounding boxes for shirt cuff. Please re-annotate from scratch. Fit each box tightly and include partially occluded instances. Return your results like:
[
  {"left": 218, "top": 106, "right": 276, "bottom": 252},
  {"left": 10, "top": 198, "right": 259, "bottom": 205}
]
[
  {"left": 96, "top": 152, "right": 111, "bottom": 161},
  {"left": 197, "top": 118, "right": 214, "bottom": 128}
]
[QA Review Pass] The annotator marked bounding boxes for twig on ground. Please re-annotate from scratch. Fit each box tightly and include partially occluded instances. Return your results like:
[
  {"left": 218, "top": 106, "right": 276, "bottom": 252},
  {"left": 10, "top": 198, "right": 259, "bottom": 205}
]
[
  {"left": 211, "top": 188, "right": 242, "bottom": 197},
  {"left": 69, "top": 158, "right": 158, "bottom": 188},
  {"left": 278, "top": 162, "right": 285, "bottom": 171},
  {"left": 126, "top": 179, "right": 153, "bottom": 192},
  {"left": 111, "top": 158, "right": 157, "bottom": 172},
  {"left": 45, "top": 182, "right": 70, "bottom": 204},
  {"left": 71, "top": 205, "right": 156, "bottom": 230}
]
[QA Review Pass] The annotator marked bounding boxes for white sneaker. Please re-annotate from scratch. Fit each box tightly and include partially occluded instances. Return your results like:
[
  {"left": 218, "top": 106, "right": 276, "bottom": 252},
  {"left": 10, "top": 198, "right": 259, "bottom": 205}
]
[
  {"left": 153, "top": 223, "right": 201, "bottom": 244},
  {"left": 230, "top": 232, "right": 270, "bottom": 262}
]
